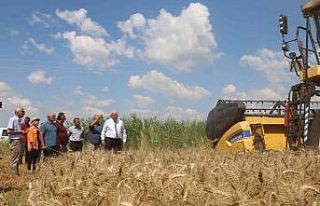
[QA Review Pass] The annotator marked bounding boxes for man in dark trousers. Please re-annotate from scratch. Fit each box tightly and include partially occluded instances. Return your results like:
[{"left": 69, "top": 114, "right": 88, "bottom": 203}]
[
  {"left": 20, "top": 116, "right": 30, "bottom": 164},
  {"left": 40, "top": 113, "right": 58, "bottom": 157},
  {"left": 68, "top": 118, "right": 84, "bottom": 152},
  {"left": 55, "top": 112, "right": 69, "bottom": 152},
  {"left": 101, "top": 111, "right": 127, "bottom": 152}
]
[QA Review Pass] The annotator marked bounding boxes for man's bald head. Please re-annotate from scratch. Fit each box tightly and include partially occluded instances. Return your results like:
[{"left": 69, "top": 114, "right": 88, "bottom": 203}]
[
  {"left": 110, "top": 111, "right": 118, "bottom": 121},
  {"left": 47, "top": 112, "right": 56, "bottom": 122},
  {"left": 15, "top": 107, "right": 25, "bottom": 118}
]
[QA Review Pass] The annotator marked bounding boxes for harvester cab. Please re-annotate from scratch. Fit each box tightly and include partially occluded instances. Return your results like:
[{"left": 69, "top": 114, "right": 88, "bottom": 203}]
[{"left": 280, "top": 0, "right": 320, "bottom": 150}]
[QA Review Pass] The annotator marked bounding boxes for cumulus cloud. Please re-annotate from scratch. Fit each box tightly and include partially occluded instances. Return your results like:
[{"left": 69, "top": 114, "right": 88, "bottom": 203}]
[
  {"left": 28, "top": 11, "right": 55, "bottom": 28},
  {"left": 133, "top": 94, "right": 155, "bottom": 107},
  {"left": 28, "top": 38, "right": 54, "bottom": 54},
  {"left": 130, "top": 108, "right": 160, "bottom": 118},
  {"left": 128, "top": 70, "right": 211, "bottom": 100},
  {"left": 80, "top": 106, "right": 106, "bottom": 116},
  {"left": 73, "top": 85, "right": 114, "bottom": 109},
  {"left": 27, "top": 70, "right": 55, "bottom": 85},
  {"left": 102, "top": 86, "right": 109, "bottom": 93},
  {"left": 225, "top": 48, "right": 292, "bottom": 100},
  {"left": 223, "top": 84, "right": 237, "bottom": 94},
  {"left": 58, "top": 31, "right": 134, "bottom": 72},
  {"left": 0, "top": 81, "right": 12, "bottom": 94},
  {"left": 118, "top": 13, "right": 146, "bottom": 39},
  {"left": 165, "top": 106, "right": 205, "bottom": 121},
  {"left": 118, "top": 3, "right": 219, "bottom": 71},
  {"left": 7, "top": 28, "right": 19, "bottom": 37},
  {"left": 56, "top": 8, "right": 107, "bottom": 36},
  {"left": 0, "top": 81, "right": 39, "bottom": 125}
]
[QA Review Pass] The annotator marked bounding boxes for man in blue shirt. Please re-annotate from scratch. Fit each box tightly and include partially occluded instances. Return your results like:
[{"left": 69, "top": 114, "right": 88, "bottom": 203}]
[{"left": 40, "top": 112, "right": 58, "bottom": 157}]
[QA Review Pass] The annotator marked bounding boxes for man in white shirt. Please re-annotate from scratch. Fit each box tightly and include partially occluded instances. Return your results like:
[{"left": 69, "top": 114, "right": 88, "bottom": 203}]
[
  {"left": 68, "top": 117, "right": 84, "bottom": 152},
  {"left": 7, "top": 108, "right": 26, "bottom": 175},
  {"left": 101, "top": 112, "right": 127, "bottom": 152}
]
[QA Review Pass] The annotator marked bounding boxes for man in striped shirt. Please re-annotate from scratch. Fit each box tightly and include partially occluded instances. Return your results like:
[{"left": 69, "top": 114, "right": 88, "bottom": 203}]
[{"left": 7, "top": 108, "right": 25, "bottom": 175}]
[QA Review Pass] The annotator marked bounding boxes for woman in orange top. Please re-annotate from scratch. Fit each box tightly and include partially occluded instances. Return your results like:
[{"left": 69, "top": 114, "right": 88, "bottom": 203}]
[{"left": 27, "top": 118, "right": 44, "bottom": 172}]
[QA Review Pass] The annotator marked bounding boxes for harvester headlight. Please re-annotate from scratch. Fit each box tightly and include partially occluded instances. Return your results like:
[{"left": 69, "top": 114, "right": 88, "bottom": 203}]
[{"left": 279, "top": 15, "right": 288, "bottom": 35}]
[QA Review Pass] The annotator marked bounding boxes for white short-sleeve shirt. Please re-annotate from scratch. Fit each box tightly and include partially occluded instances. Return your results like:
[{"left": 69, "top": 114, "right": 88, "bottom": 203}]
[{"left": 7, "top": 115, "right": 22, "bottom": 140}]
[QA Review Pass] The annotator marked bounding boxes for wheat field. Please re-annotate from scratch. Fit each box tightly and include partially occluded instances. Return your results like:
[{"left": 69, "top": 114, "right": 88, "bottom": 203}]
[
  {"left": 1, "top": 146, "right": 320, "bottom": 205},
  {"left": 1, "top": 116, "right": 320, "bottom": 206}
]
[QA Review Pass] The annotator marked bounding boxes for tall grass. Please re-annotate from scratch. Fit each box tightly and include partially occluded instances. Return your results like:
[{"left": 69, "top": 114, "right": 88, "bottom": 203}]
[
  {"left": 77, "top": 115, "right": 208, "bottom": 150},
  {"left": 0, "top": 140, "right": 9, "bottom": 156}
]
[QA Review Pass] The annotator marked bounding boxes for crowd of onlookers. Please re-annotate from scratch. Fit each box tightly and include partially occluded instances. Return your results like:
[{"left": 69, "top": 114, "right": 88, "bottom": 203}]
[{"left": 7, "top": 108, "right": 127, "bottom": 175}]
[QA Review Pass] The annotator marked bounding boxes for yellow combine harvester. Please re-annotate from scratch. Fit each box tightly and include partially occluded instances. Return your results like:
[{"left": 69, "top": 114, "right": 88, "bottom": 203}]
[
  {"left": 206, "top": 0, "right": 320, "bottom": 153},
  {"left": 214, "top": 108, "right": 287, "bottom": 153},
  {"left": 206, "top": 100, "right": 288, "bottom": 153}
]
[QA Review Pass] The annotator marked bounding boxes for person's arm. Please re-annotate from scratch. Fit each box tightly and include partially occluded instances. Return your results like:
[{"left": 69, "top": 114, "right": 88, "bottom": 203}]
[
  {"left": 81, "top": 127, "right": 84, "bottom": 140},
  {"left": 39, "top": 130, "right": 46, "bottom": 149},
  {"left": 27, "top": 129, "right": 33, "bottom": 149},
  {"left": 89, "top": 119, "right": 98, "bottom": 128},
  {"left": 39, "top": 123, "right": 47, "bottom": 148},
  {"left": 7, "top": 118, "right": 24, "bottom": 136},
  {"left": 121, "top": 122, "right": 127, "bottom": 144},
  {"left": 101, "top": 121, "right": 108, "bottom": 144}
]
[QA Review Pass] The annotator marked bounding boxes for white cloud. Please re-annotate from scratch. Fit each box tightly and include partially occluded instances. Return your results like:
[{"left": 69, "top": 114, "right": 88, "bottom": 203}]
[
  {"left": 0, "top": 81, "right": 12, "bottom": 94},
  {"left": 165, "top": 106, "right": 205, "bottom": 121},
  {"left": 74, "top": 85, "right": 84, "bottom": 96},
  {"left": 229, "top": 48, "right": 293, "bottom": 100},
  {"left": 28, "top": 11, "right": 55, "bottom": 28},
  {"left": 129, "top": 108, "right": 160, "bottom": 118},
  {"left": 118, "top": 13, "right": 146, "bottom": 39},
  {"left": 28, "top": 70, "right": 55, "bottom": 85},
  {"left": 133, "top": 94, "right": 155, "bottom": 107},
  {"left": 102, "top": 86, "right": 109, "bottom": 93},
  {"left": 56, "top": 8, "right": 107, "bottom": 36},
  {"left": 81, "top": 106, "right": 105, "bottom": 116},
  {"left": 28, "top": 38, "right": 54, "bottom": 54},
  {"left": 59, "top": 31, "right": 134, "bottom": 72},
  {"left": 118, "top": 3, "right": 219, "bottom": 71},
  {"left": 82, "top": 94, "right": 114, "bottom": 108},
  {"left": 73, "top": 85, "right": 114, "bottom": 108},
  {"left": 0, "top": 81, "right": 39, "bottom": 125},
  {"left": 223, "top": 84, "right": 237, "bottom": 94},
  {"left": 128, "top": 70, "right": 211, "bottom": 100},
  {"left": 7, "top": 28, "right": 19, "bottom": 37}
]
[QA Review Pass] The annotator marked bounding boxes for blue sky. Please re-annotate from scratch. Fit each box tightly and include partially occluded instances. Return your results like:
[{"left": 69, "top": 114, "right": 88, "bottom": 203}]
[{"left": 0, "top": 0, "right": 308, "bottom": 124}]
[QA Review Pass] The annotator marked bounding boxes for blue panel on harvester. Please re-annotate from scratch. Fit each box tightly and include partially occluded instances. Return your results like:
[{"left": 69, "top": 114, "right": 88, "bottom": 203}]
[{"left": 242, "top": 130, "right": 251, "bottom": 137}]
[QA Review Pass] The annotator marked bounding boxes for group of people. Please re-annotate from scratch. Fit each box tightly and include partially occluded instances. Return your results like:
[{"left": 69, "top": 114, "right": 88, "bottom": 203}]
[{"left": 7, "top": 108, "right": 127, "bottom": 175}]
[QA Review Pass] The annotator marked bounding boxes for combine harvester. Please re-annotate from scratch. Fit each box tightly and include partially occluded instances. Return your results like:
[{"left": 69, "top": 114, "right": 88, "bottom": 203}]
[{"left": 206, "top": 0, "right": 320, "bottom": 153}]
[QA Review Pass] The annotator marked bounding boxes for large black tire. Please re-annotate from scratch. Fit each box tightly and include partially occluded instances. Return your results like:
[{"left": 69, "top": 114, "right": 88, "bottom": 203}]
[{"left": 206, "top": 100, "right": 246, "bottom": 145}]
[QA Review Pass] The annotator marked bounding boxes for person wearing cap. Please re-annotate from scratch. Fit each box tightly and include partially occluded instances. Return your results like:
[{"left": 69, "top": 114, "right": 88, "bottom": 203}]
[
  {"left": 27, "top": 118, "right": 45, "bottom": 172},
  {"left": 101, "top": 111, "right": 127, "bottom": 152},
  {"left": 20, "top": 116, "right": 30, "bottom": 164},
  {"left": 7, "top": 108, "right": 25, "bottom": 175}
]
